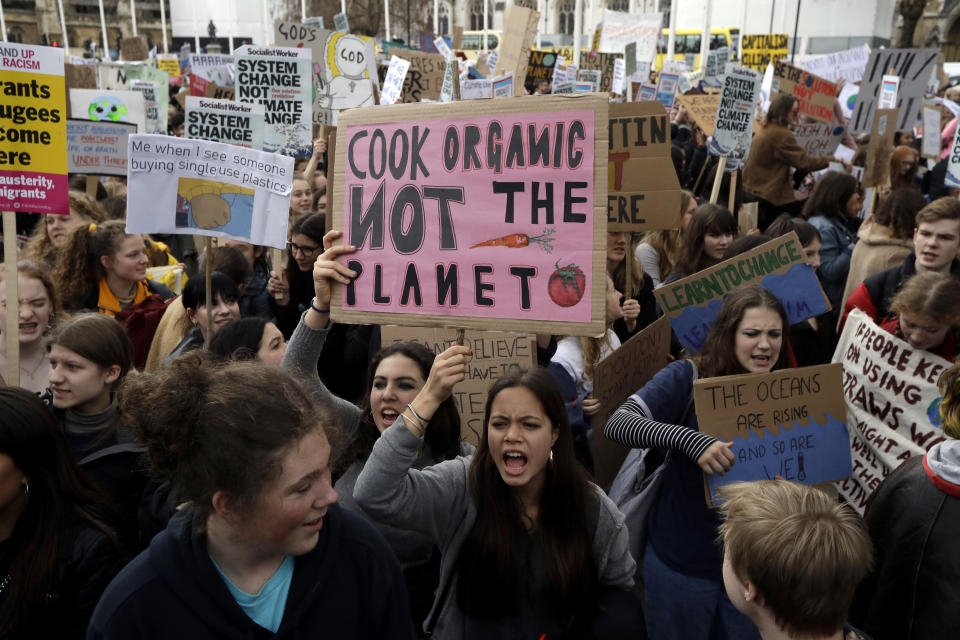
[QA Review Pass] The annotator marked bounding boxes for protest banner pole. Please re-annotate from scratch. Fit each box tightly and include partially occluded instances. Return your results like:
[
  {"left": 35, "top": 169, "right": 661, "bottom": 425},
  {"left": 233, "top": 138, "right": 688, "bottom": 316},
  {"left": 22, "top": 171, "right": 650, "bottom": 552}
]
[
  {"left": 625, "top": 244, "right": 634, "bottom": 300},
  {"left": 204, "top": 237, "right": 213, "bottom": 349},
  {"left": 85, "top": 175, "right": 99, "bottom": 198},
  {"left": 3, "top": 211, "right": 19, "bottom": 387},
  {"left": 342, "top": 0, "right": 347, "bottom": 15},
  {"left": 666, "top": 0, "right": 678, "bottom": 60},
  {"left": 483, "top": 0, "right": 488, "bottom": 52},
  {"left": 159, "top": 0, "right": 168, "bottom": 52},
  {"left": 710, "top": 156, "right": 727, "bottom": 203},
  {"left": 0, "top": 6, "right": 5, "bottom": 47},
  {"left": 536, "top": 0, "right": 543, "bottom": 48},
  {"left": 790, "top": 0, "right": 801, "bottom": 64},
  {"left": 56, "top": 0, "right": 70, "bottom": 51},
  {"left": 385, "top": 0, "right": 392, "bottom": 41},
  {"left": 728, "top": 169, "right": 737, "bottom": 214},
  {"left": 98, "top": 0, "right": 110, "bottom": 60},
  {"left": 572, "top": 0, "right": 582, "bottom": 67},
  {"left": 699, "top": 0, "right": 711, "bottom": 73},
  {"left": 191, "top": 3, "right": 200, "bottom": 53},
  {"left": 130, "top": 0, "right": 138, "bottom": 36},
  {"left": 300, "top": 0, "right": 306, "bottom": 21},
  {"left": 434, "top": 0, "right": 439, "bottom": 34}
]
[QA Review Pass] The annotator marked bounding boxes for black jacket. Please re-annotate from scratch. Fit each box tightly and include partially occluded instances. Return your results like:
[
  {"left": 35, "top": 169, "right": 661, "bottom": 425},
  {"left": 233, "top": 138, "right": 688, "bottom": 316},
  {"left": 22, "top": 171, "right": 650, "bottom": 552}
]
[
  {"left": 89, "top": 504, "right": 416, "bottom": 639},
  {"left": 850, "top": 456, "right": 960, "bottom": 639},
  {"left": 612, "top": 272, "right": 659, "bottom": 345}
]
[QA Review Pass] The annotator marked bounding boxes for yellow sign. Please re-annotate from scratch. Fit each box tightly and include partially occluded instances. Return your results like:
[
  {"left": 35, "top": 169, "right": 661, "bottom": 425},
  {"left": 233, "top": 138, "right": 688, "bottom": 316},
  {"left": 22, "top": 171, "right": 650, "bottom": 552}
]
[{"left": 741, "top": 34, "right": 788, "bottom": 72}]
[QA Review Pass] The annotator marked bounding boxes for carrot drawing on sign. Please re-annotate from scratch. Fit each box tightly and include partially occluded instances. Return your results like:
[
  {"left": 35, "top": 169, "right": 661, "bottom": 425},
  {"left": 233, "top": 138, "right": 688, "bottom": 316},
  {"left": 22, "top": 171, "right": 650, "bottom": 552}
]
[{"left": 469, "top": 228, "right": 556, "bottom": 253}]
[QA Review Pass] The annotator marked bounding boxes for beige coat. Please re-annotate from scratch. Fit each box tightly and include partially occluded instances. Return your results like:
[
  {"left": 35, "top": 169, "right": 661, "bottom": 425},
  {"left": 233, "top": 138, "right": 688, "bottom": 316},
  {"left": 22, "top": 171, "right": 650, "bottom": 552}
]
[
  {"left": 143, "top": 297, "right": 189, "bottom": 372},
  {"left": 840, "top": 222, "right": 914, "bottom": 306}
]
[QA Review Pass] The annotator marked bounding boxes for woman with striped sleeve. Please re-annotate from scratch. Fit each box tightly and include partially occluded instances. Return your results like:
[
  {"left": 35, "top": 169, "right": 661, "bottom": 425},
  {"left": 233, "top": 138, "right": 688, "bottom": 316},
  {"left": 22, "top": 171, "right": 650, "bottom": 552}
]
[{"left": 605, "top": 285, "right": 792, "bottom": 640}]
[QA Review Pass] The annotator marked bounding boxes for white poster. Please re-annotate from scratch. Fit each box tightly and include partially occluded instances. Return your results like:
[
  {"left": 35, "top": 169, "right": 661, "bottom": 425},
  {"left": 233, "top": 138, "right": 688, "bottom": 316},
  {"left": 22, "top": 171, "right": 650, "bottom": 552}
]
[
  {"left": 793, "top": 122, "right": 845, "bottom": 158},
  {"left": 185, "top": 96, "right": 265, "bottom": 150},
  {"left": 129, "top": 79, "right": 160, "bottom": 134},
  {"left": 598, "top": 10, "right": 662, "bottom": 65},
  {"left": 849, "top": 47, "right": 939, "bottom": 134},
  {"left": 125, "top": 134, "right": 294, "bottom": 249},
  {"left": 234, "top": 46, "right": 312, "bottom": 157},
  {"left": 709, "top": 66, "right": 761, "bottom": 171},
  {"left": 461, "top": 78, "right": 493, "bottom": 100},
  {"left": 380, "top": 55, "right": 412, "bottom": 105},
  {"left": 67, "top": 119, "right": 137, "bottom": 176},
  {"left": 492, "top": 72, "right": 514, "bottom": 98},
  {"left": 69, "top": 89, "right": 146, "bottom": 135},
  {"left": 922, "top": 102, "right": 942, "bottom": 160},
  {"left": 802, "top": 44, "right": 871, "bottom": 85},
  {"left": 188, "top": 53, "right": 235, "bottom": 86},
  {"left": 612, "top": 58, "right": 626, "bottom": 95},
  {"left": 833, "top": 309, "right": 948, "bottom": 514}
]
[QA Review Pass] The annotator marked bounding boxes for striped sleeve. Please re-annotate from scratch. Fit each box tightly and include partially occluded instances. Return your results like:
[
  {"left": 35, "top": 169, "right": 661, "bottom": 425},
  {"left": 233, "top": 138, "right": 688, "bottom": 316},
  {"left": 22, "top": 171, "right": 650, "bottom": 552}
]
[{"left": 605, "top": 396, "right": 717, "bottom": 464}]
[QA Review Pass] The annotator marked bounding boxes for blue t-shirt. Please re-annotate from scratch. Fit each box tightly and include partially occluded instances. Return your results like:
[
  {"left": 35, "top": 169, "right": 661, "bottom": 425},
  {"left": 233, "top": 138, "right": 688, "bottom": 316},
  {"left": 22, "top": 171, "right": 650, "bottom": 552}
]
[
  {"left": 634, "top": 359, "right": 724, "bottom": 579},
  {"left": 211, "top": 554, "right": 294, "bottom": 633}
]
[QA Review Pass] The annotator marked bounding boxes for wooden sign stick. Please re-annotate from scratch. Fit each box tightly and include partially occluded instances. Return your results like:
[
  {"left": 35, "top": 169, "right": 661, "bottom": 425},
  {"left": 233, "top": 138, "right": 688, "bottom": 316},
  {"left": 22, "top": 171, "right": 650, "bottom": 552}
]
[
  {"left": 710, "top": 156, "right": 728, "bottom": 204},
  {"left": 85, "top": 174, "right": 99, "bottom": 198},
  {"left": 625, "top": 240, "right": 634, "bottom": 299},
  {"left": 728, "top": 170, "right": 738, "bottom": 214},
  {"left": 204, "top": 237, "right": 213, "bottom": 348},
  {"left": 3, "top": 211, "right": 19, "bottom": 386}
]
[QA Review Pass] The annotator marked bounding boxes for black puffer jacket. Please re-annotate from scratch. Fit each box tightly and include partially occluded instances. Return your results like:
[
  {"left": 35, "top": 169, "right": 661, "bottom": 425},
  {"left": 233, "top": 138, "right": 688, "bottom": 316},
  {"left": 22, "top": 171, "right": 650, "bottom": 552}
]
[{"left": 850, "top": 455, "right": 960, "bottom": 639}]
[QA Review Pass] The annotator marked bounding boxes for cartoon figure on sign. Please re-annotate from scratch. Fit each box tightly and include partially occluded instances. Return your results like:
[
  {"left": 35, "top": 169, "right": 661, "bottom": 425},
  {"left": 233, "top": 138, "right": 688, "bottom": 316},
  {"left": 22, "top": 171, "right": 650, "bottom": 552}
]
[
  {"left": 176, "top": 178, "right": 256, "bottom": 238},
  {"left": 318, "top": 32, "right": 374, "bottom": 112},
  {"left": 88, "top": 95, "right": 129, "bottom": 122}
]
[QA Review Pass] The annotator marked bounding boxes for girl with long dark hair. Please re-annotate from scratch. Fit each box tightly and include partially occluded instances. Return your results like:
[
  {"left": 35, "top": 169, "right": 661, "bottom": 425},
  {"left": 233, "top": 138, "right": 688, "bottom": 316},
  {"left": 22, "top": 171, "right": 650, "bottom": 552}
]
[
  {"left": 355, "top": 364, "right": 639, "bottom": 638},
  {"left": 605, "top": 285, "right": 791, "bottom": 640},
  {"left": 667, "top": 203, "right": 736, "bottom": 282},
  {"left": 0, "top": 387, "right": 124, "bottom": 638}
]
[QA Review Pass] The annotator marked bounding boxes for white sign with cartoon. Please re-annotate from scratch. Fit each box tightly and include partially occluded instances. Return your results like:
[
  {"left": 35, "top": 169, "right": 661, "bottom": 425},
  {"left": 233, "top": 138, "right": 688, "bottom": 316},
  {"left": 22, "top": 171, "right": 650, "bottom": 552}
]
[
  {"left": 69, "top": 88, "right": 147, "bottom": 135},
  {"left": 125, "top": 134, "right": 294, "bottom": 249},
  {"left": 316, "top": 32, "right": 377, "bottom": 124}
]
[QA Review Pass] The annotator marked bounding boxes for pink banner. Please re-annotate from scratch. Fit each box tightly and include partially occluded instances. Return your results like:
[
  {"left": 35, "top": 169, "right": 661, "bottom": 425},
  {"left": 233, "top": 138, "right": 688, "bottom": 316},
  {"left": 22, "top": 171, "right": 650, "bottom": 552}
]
[
  {"left": 341, "top": 109, "right": 596, "bottom": 322},
  {"left": 0, "top": 171, "right": 69, "bottom": 215}
]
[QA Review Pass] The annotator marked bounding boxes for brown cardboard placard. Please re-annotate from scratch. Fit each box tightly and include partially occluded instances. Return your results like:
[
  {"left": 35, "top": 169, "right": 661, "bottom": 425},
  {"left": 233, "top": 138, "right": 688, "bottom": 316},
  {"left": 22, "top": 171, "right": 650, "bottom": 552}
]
[
  {"left": 581, "top": 52, "right": 623, "bottom": 94},
  {"left": 864, "top": 108, "right": 899, "bottom": 188},
  {"left": 607, "top": 102, "right": 682, "bottom": 231},
  {"left": 452, "top": 27, "right": 464, "bottom": 50},
  {"left": 204, "top": 83, "right": 235, "bottom": 101},
  {"left": 737, "top": 202, "right": 759, "bottom": 233},
  {"left": 493, "top": 4, "right": 541, "bottom": 95},
  {"left": 772, "top": 60, "right": 838, "bottom": 124},
  {"left": 591, "top": 316, "right": 672, "bottom": 489},
  {"left": 331, "top": 93, "right": 609, "bottom": 337},
  {"left": 656, "top": 232, "right": 831, "bottom": 353},
  {"left": 380, "top": 326, "right": 538, "bottom": 446},
  {"left": 120, "top": 35, "right": 150, "bottom": 62},
  {"left": 64, "top": 63, "right": 96, "bottom": 119},
  {"left": 390, "top": 49, "right": 448, "bottom": 103},
  {"left": 677, "top": 93, "right": 761, "bottom": 138},
  {"left": 694, "top": 363, "right": 850, "bottom": 506}
]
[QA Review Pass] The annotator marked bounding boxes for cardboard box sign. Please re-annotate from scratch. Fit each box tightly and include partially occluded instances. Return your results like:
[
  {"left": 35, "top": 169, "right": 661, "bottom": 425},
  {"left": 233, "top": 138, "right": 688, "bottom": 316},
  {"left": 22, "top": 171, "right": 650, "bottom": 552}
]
[
  {"left": 204, "top": 83, "right": 235, "bottom": 101},
  {"left": 740, "top": 33, "right": 788, "bottom": 72},
  {"left": 332, "top": 94, "right": 609, "bottom": 337},
  {"left": 772, "top": 60, "right": 838, "bottom": 124},
  {"left": 694, "top": 363, "right": 852, "bottom": 506},
  {"left": 493, "top": 3, "right": 540, "bottom": 95},
  {"left": 64, "top": 63, "right": 97, "bottom": 119},
  {"left": 591, "top": 316, "right": 672, "bottom": 489},
  {"left": 120, "top": 35, "right": 150, "bottom": 61},
  {"left": 607, "top": 102, "right": 682, "bottom": 231},
  {"left": 379, "top": 326, "right": 537, "bottom": 446},
  {"left": 863, "top": 108, "right": 899, "bottom": 188},
  {"left": 655, "top": 232, "right": 830, "bottom": 353},
  {"left": 849, "top": 47, "right": 939, "bottom": 134},
  {"left": 581, "top": 52, "right": 624, "bottom": 94},
  {"left": 389, "top": 49, "right": 447, "bottom": 103}
]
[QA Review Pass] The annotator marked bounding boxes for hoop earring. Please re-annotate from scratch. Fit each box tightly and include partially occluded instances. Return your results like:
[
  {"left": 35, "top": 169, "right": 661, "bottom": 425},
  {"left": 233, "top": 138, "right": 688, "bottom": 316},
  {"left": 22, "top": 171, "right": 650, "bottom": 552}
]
[
  {"left": 549, "top": 449, "right": 554, "bottom": 466},
  {"left": 22, "top": 481, "right": 28, "bottom": 499}
]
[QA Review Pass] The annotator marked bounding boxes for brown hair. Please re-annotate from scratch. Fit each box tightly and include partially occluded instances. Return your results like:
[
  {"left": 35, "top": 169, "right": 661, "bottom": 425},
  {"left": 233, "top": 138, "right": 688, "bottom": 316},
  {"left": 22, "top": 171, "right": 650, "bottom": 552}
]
[
  {"left": 873, "top": 188, "right": 925, "bottom": 240},
  {"left": 938, "top": 362, "right": 960, "bottom": 440},
  {"left": 890, "top": 272, "right": 960, "bottom": 327},
  {"left": 608, "top": 232, "right": 644, "bottom": 298},
  {"left": 120, "top": 353, "right": 342, "bottom": 528},
  {"left": 0, "top": 260, "right": 64, "bottom": 330},
  {"left": 640, "top": 190, "right": 696, "bottom": 284},
  {"left": 764, "top": 94, "right": 797, "bottom": 127},
  {"left": 456, "top": 369, "right": 599, "bottom": 618},
  {"left": 48, "top": 313, "right": 132, "bottom": 390},
  {"left": 801, "top": 171, "right": 859, "bottom": 221},
  {"left": 52, "top": 220, "right": 136, "bottom": 310},
  {"left": 718, "top": 481, "right": 872, "bottom": 637},
  {"left": 25, "top": 191, "right": 107, "bottom": 267},
  {"left": 696, "top": 285, "right": 791, "bottom": 378},
  {"left": 672, "top": 203, "right": 737, "bottom": 279},
  {"left": 915, "top": 196, "right": 960, "bottom": 227},
  {"left": 888, "top": 145, "right": 919, "bottom": 191}
]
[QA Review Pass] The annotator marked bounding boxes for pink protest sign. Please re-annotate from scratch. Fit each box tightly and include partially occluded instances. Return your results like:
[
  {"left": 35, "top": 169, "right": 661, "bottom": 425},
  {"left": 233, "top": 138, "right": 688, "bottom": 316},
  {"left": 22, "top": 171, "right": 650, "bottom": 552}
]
[
  {"left": 332, "top": 94, "right": 608, "bottom": 336},
  {"left": 0, "top": 43, "right": 69, "bottom": 215}
]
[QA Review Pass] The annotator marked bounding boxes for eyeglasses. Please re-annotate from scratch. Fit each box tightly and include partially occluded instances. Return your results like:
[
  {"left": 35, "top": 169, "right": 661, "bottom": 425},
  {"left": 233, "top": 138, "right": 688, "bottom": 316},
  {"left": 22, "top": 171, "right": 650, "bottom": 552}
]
[{"left": 288, "top": 241, "right": 321, "bottom": 257}]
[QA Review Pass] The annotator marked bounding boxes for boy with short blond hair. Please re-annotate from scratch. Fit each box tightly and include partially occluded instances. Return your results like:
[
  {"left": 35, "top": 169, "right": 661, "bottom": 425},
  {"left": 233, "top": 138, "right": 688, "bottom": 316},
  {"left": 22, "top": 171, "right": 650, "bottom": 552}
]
[{"left": 718, "top": 481, "right": 873, "bottom": 640}]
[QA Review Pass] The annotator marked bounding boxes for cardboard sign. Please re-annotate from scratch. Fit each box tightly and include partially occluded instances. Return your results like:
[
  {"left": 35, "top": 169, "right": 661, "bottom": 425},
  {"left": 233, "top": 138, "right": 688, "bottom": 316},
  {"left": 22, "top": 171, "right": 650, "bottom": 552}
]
[
  {"left": 624, "top": 43, "right": 637, "bottom": 77},
  {"left": 129, "top": 79, "right": 161, "bottom": 135},
  {"left": 66, "top": 118, "right": 136, "bottom": 175},
  {"left": 527, "top": 50, "right": 557, "bottom": 86},
  {"left": 204, "top": 83, "right": 235, "bottom": 101},
  {"left": 461, "top": 78, "right": 492, "bottom": 99},
  {"left": 695, "top": 363, "right": 851, "bottom": 505},
  {"left": 0, "top": 44, "right": 68, "bottom": 215},
  {"left": 188, "top": 54, "right": 234, "bottom": 97},
  {"left": 125, "top": 134, "right": 294, "bottom": 249},
  {"left": 655, "top": 72, "right": 679, "bottom": 108},
  {"left": 636, "top": 83, "right": 656, "bottom": 102},
  {"left": 493, "top": 3, "right": 540, "bottom": 95},
  {"left": 802, "top": 44, "right": 870, "bottom": 84},
  {"left": 332, "top": 95, "right": 609, "bottom": 336},
  {"left": 864, "top": 108, "right": 898, "bottom": 188},
  {"left": 99, "top": 63, "right": 170, "bottom": 134},
  {"left": 704, "top": 48, "right": 729, "bottom": 87},
  {"left": 655, "top": 233, "right": 830, "bottom": 353},
  {"left": 832, "top": 309, "right": 948, "bottom": 513},
  {"left": 69, "top": 89, "right": 146, "bottom": 136},
  {"left": 591, "top": 316, "right": 672, "bottom": 488},
  {"left": 922, "top": 101, "right": 942, "bottom": 160},
  {"left": 379, "top": 326, "right": 537, "bottom": 445},
  {"left": 492, "top": 73, "right": 515, "bottom": 98},
  {"left": 453, "top": 26, "right": 464, "bottom": 50},
  {"left": 580, "top": 52, "right": 622, "bottom": 93},
  {"left": 849, "top": 48, "right": 939, "bottom": 134},
  {"left": 880, "top": 74, "right": 900, "bottom": 110},
  {"left": 235, "top": 46, "right": 312, "bottom": 157},
  {"left": 315, "top": 33, "right": 377, "bottom": 125},
  {"left": 598, "top": 10, "right": 661, "bottom": 65},
  {"left": 793, "top": 122, "right": 845, "bottom": 158},
  {"left": 612, "top": 58, "right": 626, "bottom": 95},
  {"left": 185, "top": 96, "right": 265, "bottom": 150},
  {"left": 577, "top": 69, "right": 602, "bottom": 93},
  {"left": 677, "top": 93, "right": 719, "bottom": 136},
  {"left": 157, "top": 54, "right": 181, "bottom": 77},
  {"left": 64, "top": 63, "right": 96, "bottom": 120},
  {"left": 708, "top": 66, "right": 761, "bottom": 171},
  {"left": 120, "top": 35, "right": 150, "bottom": 61},
  {"left": 741, "top": 34, "right": 788, "bottom": 72},
  {"left": 772, "top": 61, "right": 838, "bottom": 123},
  {"left": 390, "top": 49, "right": 447, "bottom": 103},
  {"left": 607, "top": 102, "right": 682, "bottom": 231},
  {"left": 334, "top": 11, "right": 349, "bottom": 33},
  {"left": 275, "top": 22, "right": 333, "bottom": 125}
]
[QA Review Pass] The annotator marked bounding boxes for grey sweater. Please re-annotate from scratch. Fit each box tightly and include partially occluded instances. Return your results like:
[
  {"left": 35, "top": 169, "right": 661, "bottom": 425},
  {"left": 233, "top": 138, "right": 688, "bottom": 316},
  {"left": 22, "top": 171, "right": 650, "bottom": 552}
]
[{"left": 355, "top": 418, "right": 636, "bottom": 638}]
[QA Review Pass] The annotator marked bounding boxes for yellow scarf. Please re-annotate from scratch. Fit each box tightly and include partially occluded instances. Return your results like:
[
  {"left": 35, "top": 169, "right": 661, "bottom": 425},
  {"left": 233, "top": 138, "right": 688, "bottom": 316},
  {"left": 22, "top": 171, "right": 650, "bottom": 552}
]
[{"left": 97, "top": 278, "right": 152, "bottom": 317}]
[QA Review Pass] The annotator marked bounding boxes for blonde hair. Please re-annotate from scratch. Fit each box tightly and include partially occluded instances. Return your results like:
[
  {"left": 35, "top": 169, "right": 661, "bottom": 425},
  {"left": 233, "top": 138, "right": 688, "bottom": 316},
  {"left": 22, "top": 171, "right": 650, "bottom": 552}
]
[
  {"left": 25, "top": 191, "right": 107, "bottom": 267},
  {"left": 890, "top": 272, "right": 960, "bottom": 327},
  {"left": 718, "top": 481, "right": 872, "bottom": 638},
  {"left": 578, "top": 276, "right": 617, "bottom": 382}
]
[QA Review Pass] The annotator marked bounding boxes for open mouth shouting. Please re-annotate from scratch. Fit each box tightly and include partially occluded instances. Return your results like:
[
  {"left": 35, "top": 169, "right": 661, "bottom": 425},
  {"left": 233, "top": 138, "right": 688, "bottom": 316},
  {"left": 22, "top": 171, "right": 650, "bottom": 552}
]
[{"left": 503, "top": 450, "right": 528, "bottom": 476}]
